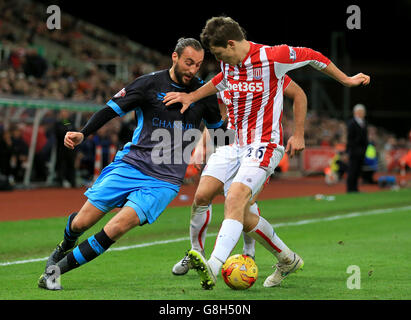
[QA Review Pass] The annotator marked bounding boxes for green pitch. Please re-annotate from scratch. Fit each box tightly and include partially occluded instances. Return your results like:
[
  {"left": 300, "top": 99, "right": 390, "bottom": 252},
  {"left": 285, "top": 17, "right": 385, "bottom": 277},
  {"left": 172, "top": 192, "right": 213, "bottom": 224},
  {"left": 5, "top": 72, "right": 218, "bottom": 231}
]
[{"left": 0, "top": 188, "right": 410, "bottom": 300}]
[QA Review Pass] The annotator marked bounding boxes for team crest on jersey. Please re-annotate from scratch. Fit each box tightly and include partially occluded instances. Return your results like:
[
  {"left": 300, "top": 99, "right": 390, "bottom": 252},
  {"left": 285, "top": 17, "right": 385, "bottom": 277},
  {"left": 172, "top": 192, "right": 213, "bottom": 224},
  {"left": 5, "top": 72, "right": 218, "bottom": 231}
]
[
  {"left": 253, "top": 68, "right": 262, "bottom": 80},
  {"left": 114, "top": 88, "right": 126, "bottom": 98},
  {"left": 289, "top": 47, "right": 297, "bottom": 62}
]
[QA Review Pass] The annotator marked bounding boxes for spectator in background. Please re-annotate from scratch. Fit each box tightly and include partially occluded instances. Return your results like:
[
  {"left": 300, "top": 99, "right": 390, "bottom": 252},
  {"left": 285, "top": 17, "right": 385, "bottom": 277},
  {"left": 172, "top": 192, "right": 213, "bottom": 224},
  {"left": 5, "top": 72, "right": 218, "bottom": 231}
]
[
  {"left": 7, "top": 47, "right": 25, "bottom": 71},
  {"left": 22, "top": 48, "right": 48, "bottom": 78},
  {"left": 54, "top": 109, "right": 77, "bottom": 188},
  {"left": 22, "top": 123, "right": 48, "bottom": 182},
  {"left": 77, "top": 134, "right": 95, "bottom": 185},
  {"left": 0, "top": 126, "right": 14, "bottom": 190},
  {"left": 0, "top": 127, "right": 13, "bottom": 179},
  {"left": 362, "top": 142, "right": 378, "bottom": 184},
  {"left": 93, "top": 126, "right": 113, "bottom": 169},
  {"left": 9, "top": 124, "right": 28, "bottom": 183},
  {"left": 346, "top": 104, "right": 368, "bottom": 193},
  {"left": 325, "top": 151, "right": 348, "bottom": 185}
]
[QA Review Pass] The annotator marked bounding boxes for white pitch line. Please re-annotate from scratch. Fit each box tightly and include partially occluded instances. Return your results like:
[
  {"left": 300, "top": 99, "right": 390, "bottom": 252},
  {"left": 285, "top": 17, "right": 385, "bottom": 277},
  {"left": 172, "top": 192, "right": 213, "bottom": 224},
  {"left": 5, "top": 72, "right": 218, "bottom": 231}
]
[{"left": 1, "top": 205, "right": 410, "bottom": 267}]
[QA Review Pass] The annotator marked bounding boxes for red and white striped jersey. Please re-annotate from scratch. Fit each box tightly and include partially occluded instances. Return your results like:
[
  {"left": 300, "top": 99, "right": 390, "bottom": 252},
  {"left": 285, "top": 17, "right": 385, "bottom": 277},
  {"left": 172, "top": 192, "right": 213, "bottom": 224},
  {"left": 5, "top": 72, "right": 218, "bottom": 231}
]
[
  {"left": 217, "top": 74, "right": 292, "bottom": 129},
  {"left": 212, "top": 41, "right": 330, "bottom": 147}
]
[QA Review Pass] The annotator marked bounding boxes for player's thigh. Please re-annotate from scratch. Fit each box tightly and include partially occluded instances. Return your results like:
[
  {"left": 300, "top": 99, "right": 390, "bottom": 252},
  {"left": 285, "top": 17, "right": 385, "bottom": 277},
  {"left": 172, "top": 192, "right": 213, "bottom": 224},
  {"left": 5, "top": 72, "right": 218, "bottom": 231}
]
[
  {"left": 202, "top": 145, "right": 241, "bottom": 199},
  {"left": 72, "top": 200, "right": 106, "bottom": 232},
  {"left": 249, "top": 178, "right": 267, "bottom": 204},
  {"left": 103, "top": 206, "right": 141, "bottom": 241},
  {"left": 194, "top": 175, "right": 224, "bottom": 205},
  {"left": 235, "top": 144, "right": 284, "bottom": 198},
  {"left": 231, "top": 165, "right": 271, "bottom": 202},
  {"left": 202, "top": 146, "right": 239, "bottom": 183}
]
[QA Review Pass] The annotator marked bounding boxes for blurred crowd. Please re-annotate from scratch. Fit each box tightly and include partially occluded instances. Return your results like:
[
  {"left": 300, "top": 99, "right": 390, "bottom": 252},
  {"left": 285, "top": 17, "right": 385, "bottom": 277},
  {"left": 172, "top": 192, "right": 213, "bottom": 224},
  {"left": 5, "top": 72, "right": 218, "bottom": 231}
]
[
  {"left": 0, "top": 0, "right": 409, "bottom": 190},
  {"left": 0, "top": 108, "right": 136, "bottom": 188}
]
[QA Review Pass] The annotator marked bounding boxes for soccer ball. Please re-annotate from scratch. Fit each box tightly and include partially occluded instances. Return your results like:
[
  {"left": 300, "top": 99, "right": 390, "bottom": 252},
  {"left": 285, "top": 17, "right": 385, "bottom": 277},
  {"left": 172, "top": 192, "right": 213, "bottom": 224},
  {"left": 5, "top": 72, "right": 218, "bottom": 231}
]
[{"left": 221, "top": 254, "right": 258, "bottom": 290}]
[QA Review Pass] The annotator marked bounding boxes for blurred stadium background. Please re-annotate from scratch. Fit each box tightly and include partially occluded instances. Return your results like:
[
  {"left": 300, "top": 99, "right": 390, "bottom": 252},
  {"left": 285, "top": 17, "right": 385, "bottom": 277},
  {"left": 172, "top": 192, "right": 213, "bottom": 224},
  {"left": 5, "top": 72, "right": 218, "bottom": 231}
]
[
  {"left": 0, "top": 0, "right": 410, "bottom": 195},
  {"left": 1, "top": 0, "right": 411, "bottom": 303}
]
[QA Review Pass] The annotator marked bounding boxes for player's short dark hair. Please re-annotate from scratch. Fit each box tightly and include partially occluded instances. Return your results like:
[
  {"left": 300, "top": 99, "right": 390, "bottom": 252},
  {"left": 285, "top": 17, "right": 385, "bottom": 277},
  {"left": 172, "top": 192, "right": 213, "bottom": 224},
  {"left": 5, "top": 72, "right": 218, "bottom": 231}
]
[
  {"left": 174, "top": 38, "right": 203, "bottom": 56},
  {"left": 200, "top": 16, "right": 246, "bottom": 49}
]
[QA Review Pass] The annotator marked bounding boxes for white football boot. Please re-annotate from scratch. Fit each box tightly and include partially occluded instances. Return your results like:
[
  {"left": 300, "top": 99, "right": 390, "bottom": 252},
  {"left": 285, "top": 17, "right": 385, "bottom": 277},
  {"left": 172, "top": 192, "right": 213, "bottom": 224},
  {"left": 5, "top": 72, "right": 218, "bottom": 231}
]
[
  {"left": 172, "top": 253, "right": 193, "bottom": 275},
  {"left": 263, "top": 252, "right": 304, "bottom": 287}
]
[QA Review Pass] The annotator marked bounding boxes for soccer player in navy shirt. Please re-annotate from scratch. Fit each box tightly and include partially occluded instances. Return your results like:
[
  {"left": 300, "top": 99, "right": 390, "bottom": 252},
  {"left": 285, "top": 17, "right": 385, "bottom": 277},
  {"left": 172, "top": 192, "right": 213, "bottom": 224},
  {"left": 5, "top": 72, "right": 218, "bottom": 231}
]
[{"left": 38, "top": 38, "right": 227, "bottom": 290}]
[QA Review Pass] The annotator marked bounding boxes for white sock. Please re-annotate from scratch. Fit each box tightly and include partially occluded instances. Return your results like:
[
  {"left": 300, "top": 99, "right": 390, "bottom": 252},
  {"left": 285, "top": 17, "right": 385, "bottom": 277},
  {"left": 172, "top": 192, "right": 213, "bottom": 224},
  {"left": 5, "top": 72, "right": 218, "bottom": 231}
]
[
  {"left": 190, "top": 203, "right": 212, "bottom": 253},
  {"left": 209, "top": 218, "right": 243, "bottom": 276},
  {"left": 242, "top": 203, "right": 260, "bottom": 257},
  {"left": 247, "top": 216, "right": 293, "bottom": 262}
]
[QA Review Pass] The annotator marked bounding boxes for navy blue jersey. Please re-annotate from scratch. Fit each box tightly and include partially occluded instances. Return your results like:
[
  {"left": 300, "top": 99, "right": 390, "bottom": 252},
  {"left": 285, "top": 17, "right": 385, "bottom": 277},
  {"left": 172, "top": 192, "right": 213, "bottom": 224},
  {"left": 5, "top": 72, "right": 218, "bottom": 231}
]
[{"left": 107, "top": 69, "right": 223, "bottom": 186}]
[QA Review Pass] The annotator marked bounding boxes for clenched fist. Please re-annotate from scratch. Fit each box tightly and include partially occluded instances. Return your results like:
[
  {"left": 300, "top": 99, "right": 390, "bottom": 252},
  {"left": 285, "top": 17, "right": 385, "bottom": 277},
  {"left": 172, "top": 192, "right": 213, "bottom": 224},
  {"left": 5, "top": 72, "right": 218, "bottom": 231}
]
[{"left": 64, "top": 131, "right": 84, "bottom": 149}]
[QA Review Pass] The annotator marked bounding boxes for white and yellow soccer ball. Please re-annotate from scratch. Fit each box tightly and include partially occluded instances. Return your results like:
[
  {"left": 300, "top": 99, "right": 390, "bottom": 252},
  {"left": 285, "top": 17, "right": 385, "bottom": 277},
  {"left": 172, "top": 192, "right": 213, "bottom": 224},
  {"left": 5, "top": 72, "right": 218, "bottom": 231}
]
[{"left": 221, "top": 254, "right": 258, "bottom": 290}]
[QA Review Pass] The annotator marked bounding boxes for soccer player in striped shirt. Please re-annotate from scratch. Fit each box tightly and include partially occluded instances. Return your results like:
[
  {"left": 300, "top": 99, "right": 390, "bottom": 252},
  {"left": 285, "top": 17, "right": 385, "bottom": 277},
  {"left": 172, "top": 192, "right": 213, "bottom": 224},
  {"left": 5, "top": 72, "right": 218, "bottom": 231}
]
[
  {"left": 164, "top": 16, "right": 370, "bottom": 289},
  {"left": 171, "top": 75, "right": 308, "bottom": 281}
]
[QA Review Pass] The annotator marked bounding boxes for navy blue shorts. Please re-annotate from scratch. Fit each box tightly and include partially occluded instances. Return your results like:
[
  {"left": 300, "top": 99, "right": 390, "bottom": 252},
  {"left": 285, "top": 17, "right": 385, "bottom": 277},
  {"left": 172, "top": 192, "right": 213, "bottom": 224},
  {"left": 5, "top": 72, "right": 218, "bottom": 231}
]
[{"left": 84, "top": 160, "right": 179, "bottom": 225}]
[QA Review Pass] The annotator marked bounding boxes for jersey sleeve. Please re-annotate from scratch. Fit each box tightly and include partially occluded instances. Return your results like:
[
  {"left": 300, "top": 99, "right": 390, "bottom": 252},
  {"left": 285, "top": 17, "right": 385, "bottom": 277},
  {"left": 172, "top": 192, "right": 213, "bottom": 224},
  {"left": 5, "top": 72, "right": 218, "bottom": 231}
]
[
  {"left": 200, "top": 94, "right": 224, "bottom": 129},
  {"left": 211, "top": 71, "right": 228, "bottom": 92},
  {"left": 283, "top": 75, "right": 292, "bottom": 92},
  {"left": 268, "top": 44, "right": 331, "bottom": 79},
  {"left": 106, "top": 76, "right": 150, "bottom": 117}
]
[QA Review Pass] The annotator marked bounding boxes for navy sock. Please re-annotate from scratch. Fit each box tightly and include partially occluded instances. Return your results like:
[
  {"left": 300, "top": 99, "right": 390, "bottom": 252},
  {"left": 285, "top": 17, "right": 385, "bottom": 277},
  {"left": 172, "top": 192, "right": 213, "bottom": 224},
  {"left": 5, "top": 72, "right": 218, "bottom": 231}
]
[
  {"left": 57, "top": 229, "right": 115, "bottom": 275},
  {"left": 62, "top": 212, "right": 83, "bottom": 251}
]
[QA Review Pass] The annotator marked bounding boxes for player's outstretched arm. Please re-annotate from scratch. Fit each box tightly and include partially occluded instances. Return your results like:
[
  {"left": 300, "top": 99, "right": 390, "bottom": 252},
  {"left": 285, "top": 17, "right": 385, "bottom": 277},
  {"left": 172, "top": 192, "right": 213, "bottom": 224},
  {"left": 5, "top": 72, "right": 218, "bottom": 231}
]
[
  {"left": 163, "top": 80, "right": 219, "bottom": 113},
  {"left": 273, "top": 45, "right": 370, "bottom": 88},
  {"left": 64, "top": 106, "right": 118, "bottom": 149},
  {"left": 321, "top": 61, "right": 370, "bottom": 87}
]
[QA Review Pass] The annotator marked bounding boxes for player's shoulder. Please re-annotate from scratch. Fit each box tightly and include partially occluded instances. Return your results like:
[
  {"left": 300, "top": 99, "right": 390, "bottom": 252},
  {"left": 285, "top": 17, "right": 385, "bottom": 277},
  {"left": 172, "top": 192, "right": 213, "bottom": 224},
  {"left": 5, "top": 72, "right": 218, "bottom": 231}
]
[
  {"left": 127, "top": 69, "right": 167, "bottom": 88},
  {"left": 263, "top": 44, "right": 294, "bottom": 61},
  {"left": 140, "top": 69, "right": 167, "bottom": 82},
  {"left": 265, "top": 44, "right": 290, "bottom": 54}
]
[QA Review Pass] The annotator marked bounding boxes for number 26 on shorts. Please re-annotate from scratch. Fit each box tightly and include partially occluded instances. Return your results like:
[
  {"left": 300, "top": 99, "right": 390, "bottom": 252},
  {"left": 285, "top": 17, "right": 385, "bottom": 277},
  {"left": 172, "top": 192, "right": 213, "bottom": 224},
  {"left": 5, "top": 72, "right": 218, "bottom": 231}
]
[{"left": 245, "top": 146, "right": 266, "bottom": 160}]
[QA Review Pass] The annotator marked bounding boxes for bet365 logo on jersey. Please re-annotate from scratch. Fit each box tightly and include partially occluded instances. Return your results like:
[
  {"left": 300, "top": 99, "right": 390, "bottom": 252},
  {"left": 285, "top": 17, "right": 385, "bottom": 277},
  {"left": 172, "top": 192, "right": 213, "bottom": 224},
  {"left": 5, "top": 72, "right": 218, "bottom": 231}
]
[{"left": 227, "top": 81, "right": 264, "bottom": 93}]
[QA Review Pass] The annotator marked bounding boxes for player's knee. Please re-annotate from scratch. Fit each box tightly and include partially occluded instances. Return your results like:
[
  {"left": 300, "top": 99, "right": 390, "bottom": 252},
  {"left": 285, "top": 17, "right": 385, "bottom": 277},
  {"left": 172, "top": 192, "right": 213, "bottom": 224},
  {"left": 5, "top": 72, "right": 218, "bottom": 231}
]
[
  {"left": 226, "top": 183, "right": 251, "bottom": 205},
  {"left": 225, "top": 188, "right": 250, "bottom": 220},
  {"left": 71, "top": 216, "right": 89, "bottom": 233},
  {"left": 194, "top": 191, "right": 212, "bottom": 206},
  {"left": 104, "top": 223, "right": 123, "bottom": 240}
]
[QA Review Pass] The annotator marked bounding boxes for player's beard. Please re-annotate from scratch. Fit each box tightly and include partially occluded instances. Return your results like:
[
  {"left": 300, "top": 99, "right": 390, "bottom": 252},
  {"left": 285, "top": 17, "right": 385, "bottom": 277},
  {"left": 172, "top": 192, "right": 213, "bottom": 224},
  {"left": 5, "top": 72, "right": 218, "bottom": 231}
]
[{"left": 173, "top": 63, "right": 194, "bottom": 87}]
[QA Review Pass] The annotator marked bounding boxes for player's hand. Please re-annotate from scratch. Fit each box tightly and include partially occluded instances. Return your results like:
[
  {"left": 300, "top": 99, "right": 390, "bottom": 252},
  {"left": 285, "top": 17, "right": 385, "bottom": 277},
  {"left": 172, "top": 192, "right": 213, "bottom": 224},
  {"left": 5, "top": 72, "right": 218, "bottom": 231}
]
[
  {"left": 190, "top": 146, "right": 207, "bottom": 171},
  {"left": 285, "top": 135, "right": 305, "bottom": 158},
  {"left": 64, "top": 131, "right": 84, "bottom": 149},
  {"left": 344, "top": 73, "right": 370, "bottom": 87},
  {"left": 163, "top": 92, "right": 192, "bottom": 113}
]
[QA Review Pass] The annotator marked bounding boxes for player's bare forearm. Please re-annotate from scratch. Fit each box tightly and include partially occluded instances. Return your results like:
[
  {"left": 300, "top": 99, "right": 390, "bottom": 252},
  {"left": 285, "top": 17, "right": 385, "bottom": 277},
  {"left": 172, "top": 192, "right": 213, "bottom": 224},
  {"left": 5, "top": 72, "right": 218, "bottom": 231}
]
[
  {"left": 190, "top": 80, "right": 218, "bottom": 102},
  {"left": 321, "top": 62, "right": 370, "bottom": 87},
  {"left": 286, "top": 98, "right": 306, "bottom": 157},
  {"left": 292, "top": 93, "right": 307, "bottom": 138},
  {"left": 285, "top": 82, "right": 307, "bottom": 138},
  {"left": 284, "top": 82, "right": 307, "bottom": 157}
]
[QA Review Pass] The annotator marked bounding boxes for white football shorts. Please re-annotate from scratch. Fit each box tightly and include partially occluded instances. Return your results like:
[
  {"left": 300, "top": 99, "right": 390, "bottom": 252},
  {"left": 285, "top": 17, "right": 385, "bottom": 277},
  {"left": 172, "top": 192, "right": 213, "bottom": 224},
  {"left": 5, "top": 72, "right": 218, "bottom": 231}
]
[{"left": 202, "top": 142, "right": 284, "bottom": 198}]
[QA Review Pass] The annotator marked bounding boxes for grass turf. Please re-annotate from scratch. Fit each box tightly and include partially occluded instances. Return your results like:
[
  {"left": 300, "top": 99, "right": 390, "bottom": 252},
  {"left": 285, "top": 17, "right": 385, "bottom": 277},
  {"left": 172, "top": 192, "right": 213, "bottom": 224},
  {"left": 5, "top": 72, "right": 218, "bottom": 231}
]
[{"left": 0, "top": 188, "right": 410, "bottom": 300}]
